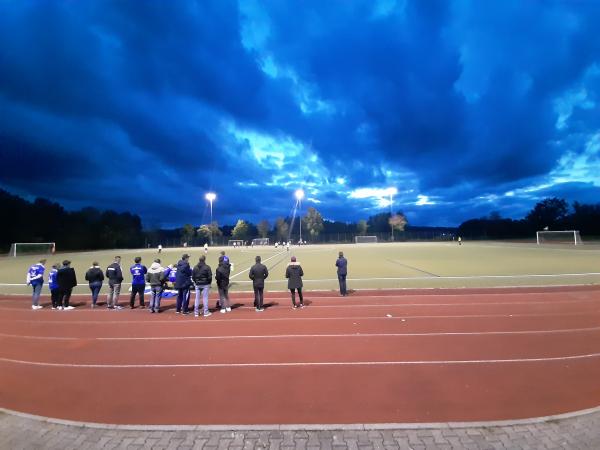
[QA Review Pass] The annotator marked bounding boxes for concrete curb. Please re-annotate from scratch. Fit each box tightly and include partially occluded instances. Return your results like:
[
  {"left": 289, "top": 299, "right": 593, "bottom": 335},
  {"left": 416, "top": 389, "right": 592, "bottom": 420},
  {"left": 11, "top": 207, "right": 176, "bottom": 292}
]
[{"left": 2, "top": 405, "right": 600, "bottom": 431}]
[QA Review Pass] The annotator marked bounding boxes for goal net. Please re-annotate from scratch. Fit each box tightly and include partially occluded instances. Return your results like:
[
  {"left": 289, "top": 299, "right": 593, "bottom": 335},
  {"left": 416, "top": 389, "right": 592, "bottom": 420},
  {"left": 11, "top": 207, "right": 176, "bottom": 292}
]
[
  {"left": 252, "top": 238, "right": 270, "bottom": 246},
  {"left": 536, "top": 230, "right": 582, "bottom": 245},
  {"left": 354, "top": 235, "right": 378, "bottom": 244},
  {"left": 228, "top": 240, "right": 244, "bottom": 247},
  {"left": 9, "top": 242, "right": 56, "bottom": 257}
]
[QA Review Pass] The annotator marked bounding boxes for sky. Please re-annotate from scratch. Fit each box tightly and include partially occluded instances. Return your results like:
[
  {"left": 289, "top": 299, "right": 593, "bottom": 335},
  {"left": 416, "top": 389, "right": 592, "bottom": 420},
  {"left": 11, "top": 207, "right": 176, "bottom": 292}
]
[{"left": 1, "top": 0, "right": 600, "bottom": 229}]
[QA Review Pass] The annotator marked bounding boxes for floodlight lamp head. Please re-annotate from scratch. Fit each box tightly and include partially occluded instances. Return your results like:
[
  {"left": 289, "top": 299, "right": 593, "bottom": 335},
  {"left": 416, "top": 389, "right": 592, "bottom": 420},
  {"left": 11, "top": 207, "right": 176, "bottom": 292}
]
[
  {"left": 295, "top": 189, "right": 305, "bottom": 201},
  {"left": 205, "top": 192, "right": 216, "bottom": 202},
  {"left": 388, "top": 187, "right": 398, "bottom": 196}
]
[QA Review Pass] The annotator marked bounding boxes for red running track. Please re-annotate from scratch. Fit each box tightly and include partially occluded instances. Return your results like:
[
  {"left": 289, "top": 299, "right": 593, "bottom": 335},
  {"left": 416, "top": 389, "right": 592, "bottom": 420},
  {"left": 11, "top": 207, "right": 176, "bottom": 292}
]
[{"left": 1, "top": 286, "right": 600, "bottom": 425}]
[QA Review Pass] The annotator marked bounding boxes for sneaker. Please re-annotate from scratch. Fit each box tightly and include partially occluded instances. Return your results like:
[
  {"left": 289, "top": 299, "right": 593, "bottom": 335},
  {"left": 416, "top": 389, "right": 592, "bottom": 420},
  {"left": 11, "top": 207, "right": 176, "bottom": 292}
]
[
  {"left": 226, "top": 307, "right": 231, "bottom": 312},
  {"left": 256, "top": 308, "right": 264, "bottom": 312},
  {"left": 292, "top": 305, "right": 297, "bottom": 309},
  {"left": 220, "top": 309, "right": 226, "bottom": 314},
  {"left": 91, "top": 304, "right": 96, "bottom": 309},
  {"left": 150, "top": 309, "right": 155, "bottom": 313},
  {"left": 58, "top": 306, "right": 64, "bottom": 310},
  {"left": 140, "top": 305, "right": 146, "bottom": 309},
  {"left": 175, "top": 311, "right": 180, "bottom": 314},
  {"left": 115, "top": 305, "right": 123, "bottom": 310},
  {"left": 51, "top": 306, "right": 57, "bottom": 310},
  {"left": 204, "top": 312, "right": 212, "bottom": 317},
  {"left": 64, "top": 306, "right": 75, "bottom": 310},
  {"left": 194, "top": 313, "right": 199, "bottom": 317},
  {"left": 130, "top": 305, "right": 135, "bottom": 309},
  {"left": 182, "top": 311, "right": 189, "bottom": 315}
]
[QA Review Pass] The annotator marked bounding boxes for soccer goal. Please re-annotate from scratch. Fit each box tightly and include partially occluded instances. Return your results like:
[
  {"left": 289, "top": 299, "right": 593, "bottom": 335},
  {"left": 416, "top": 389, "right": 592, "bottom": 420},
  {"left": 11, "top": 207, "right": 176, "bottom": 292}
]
[
  {"left": 252, "top": 238, "right": 270, "bottom": 246},
  {"left": 228, "top": 240, "right": 244, "bottom": 247},
  {"left": 354, "top": 235, "right": 378, "bottom": 244},
  {"left": 536, "top": 230, "right": 582, "bottom": 245},
  {"left": 9, "top": 242, "right": 56, "bottom": 257}
]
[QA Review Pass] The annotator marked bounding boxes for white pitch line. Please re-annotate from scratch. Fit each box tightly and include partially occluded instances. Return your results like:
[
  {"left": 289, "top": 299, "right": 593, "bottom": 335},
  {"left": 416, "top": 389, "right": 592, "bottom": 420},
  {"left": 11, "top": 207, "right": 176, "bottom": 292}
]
[
  {"left": 2, "top": 352, "right": 600, "bottom": 368},
  {"left": 0, "top": 309, "right": 599, "bottom": 325},
  {"left": 229, "top": 251, "right": 287, "bottom": 280},
  {"left": 2, "top": 325, "right": 600, "bottom": 341}
]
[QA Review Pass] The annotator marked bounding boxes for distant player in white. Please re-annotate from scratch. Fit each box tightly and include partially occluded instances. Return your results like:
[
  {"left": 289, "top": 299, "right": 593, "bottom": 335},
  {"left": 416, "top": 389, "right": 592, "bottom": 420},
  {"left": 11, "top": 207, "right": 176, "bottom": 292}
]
[{"left": 204, "top": 243, "right": 208, "bottom": 254}]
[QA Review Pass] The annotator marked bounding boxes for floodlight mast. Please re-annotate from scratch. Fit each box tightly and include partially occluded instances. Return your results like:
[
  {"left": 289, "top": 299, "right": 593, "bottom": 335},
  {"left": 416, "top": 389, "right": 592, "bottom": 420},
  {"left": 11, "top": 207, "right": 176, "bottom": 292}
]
[
  {"left": 205, "top": 192, "right": 216, "bottom": 245},
  {"left": 295, "top": 189, "right": 305, "bottom": 243},
  {"left": 389, "top": 187, "right": 397, "bottom": 241}
]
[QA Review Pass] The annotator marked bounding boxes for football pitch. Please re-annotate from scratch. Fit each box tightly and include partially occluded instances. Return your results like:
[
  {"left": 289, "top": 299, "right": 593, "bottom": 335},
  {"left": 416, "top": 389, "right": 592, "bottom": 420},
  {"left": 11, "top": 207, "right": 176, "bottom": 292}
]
[{"left": 1, "top": 241, "right": 599, "bottom": 296}]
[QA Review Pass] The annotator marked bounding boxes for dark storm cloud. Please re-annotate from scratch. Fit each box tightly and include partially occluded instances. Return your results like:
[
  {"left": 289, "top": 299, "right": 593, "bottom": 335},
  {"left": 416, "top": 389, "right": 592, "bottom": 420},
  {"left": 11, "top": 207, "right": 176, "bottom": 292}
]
[{"left": 1, "top": 0, "right": 599, "bottom": 228}]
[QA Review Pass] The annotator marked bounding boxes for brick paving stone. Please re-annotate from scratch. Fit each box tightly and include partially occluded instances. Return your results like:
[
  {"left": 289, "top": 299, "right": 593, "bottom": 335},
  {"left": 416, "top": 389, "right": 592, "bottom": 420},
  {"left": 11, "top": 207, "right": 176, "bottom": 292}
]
[{"left": 2, "top": 410, "right": 600, "bottom": 449}]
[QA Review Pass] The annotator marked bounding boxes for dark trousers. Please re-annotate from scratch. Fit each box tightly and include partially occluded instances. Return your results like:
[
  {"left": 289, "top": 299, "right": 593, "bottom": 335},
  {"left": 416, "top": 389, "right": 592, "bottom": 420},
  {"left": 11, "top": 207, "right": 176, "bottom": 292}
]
[
  {"left": 89, "top": 281, "right": 102, "bottom": 305},
  {"left": 59, "top": 289, "right": 72, "bottom": 307},
  {"left": 338, "top": 274, "right": 347, "bottom": 296},
  {"left": 253, "top": 287, "right": 264, "bottom": 309},
  {"left": 130, "top": 284, "right": 145, "bottom": 307},
  {"left": 50, "top": 289, "right": 60, "bottom": 308},
  {"left": 177, "top": 288, "right": 190, "bottom": 313},
  {"left": 290, "top": 288, "right": 303, "bottom": 306}
]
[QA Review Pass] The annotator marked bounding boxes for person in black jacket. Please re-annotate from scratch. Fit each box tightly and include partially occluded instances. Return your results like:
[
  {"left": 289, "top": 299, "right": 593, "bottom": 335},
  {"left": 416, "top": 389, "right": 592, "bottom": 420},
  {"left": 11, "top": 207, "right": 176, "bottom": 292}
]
[
  {"left": 192, "top": 255, "right": 213, "bottom": 317},
  {"left": 105, "top": 256, "right": 124, "bottom": 309},
  {"left": 85, "top": 261, "right": 104, "bottom": 308},
  {"left": 175, "top": 254, "right": 192, "bottom": 315},
  {"left": 249, "top": 255, "right": 269, "bottom": 311},
  {"left": 285, "top": 256, "right": 304, "bottom": 308},
  {"left": 57, "top": 260, "right": 77, "bottom": 310},
  {"left": 215, "top": 256, "right": 231, "bottom": 313},
  {"left": 335, "top": 251, "right": 348, "bottom": 296}
]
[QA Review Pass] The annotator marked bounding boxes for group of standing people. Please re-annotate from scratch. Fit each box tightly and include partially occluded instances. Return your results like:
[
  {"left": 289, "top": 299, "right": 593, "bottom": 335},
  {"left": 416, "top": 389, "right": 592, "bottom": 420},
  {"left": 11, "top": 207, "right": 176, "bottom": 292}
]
[{"left": 25, "top": 250, "right": 350, "bottom": 312}]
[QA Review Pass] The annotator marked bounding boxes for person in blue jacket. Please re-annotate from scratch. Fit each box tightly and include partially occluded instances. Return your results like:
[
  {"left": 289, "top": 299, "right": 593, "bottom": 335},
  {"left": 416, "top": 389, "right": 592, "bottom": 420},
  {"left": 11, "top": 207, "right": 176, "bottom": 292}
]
[
  {"left": 335, "top": 251, "right": 348, "bottom": 296},
  {"left": 130, "top": 256, "right": 148, "bottom": 309},
  {"left": 48, "top": 263, "right": 60, "bottom": 309},
  {"left": 26, "top": 259, "right": 46, "bottom": 310}
]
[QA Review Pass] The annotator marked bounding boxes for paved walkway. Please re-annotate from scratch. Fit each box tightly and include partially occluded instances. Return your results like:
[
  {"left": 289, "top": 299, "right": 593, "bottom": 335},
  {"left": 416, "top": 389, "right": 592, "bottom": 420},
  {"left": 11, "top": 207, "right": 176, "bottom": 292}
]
[{"left": 2, "top": 409, "right": 600, "bottom": 449}]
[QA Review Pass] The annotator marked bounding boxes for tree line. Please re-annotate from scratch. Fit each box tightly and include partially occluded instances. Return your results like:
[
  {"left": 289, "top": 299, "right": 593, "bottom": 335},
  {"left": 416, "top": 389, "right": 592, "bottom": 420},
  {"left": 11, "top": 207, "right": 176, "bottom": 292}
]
[{"left": 3, "top": 188, "right": 600, "bottom": 252}]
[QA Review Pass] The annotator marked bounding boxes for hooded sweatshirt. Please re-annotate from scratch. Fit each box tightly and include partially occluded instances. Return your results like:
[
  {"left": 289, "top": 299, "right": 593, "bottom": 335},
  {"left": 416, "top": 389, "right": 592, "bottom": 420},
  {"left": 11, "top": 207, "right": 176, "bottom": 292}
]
[{"left": 146, "top": 262, "right": 166, "bottom": 286}]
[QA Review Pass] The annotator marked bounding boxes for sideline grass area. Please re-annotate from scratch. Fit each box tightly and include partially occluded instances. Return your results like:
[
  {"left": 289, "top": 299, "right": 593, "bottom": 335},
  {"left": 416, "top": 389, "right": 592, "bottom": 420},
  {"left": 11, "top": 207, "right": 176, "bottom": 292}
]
[{"left": 0, "top": 241, "right": 599, "bottom": 296}]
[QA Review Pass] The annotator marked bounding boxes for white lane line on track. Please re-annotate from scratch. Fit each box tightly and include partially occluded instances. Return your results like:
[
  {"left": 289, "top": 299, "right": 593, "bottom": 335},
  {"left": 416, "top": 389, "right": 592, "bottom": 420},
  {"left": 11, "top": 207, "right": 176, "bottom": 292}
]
[
  {"left": 2, "top": 352, "right": 600, "bottom": 368},
  {"left": 1, "top": 309, "right": 600, "bottom": 325},
  {"left": 2, "top": 325, "right": 600, "bottom": 341}
]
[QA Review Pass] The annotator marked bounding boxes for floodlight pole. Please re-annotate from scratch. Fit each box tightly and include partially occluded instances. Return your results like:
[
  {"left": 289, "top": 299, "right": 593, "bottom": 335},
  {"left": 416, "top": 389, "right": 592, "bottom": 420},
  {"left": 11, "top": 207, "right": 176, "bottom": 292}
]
[
  {"left": 295, "top": 189, "right": 305, "bottom": 244},
  {"left": 390, "top": 193, "right": 394, "bottom": 241},
  {"left": 205, "top": 192, "right": 216, "bottom": 245}
]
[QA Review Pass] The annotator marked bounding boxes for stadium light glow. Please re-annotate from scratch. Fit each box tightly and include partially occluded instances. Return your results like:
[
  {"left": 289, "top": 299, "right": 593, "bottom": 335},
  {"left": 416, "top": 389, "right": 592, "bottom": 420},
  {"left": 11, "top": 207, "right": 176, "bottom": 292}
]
[
  {"left": 295, "top": 189, "right": 305, "bottom": 201},
  {"left": 205, "top": 192, "right": 216, "bottom": 244}
]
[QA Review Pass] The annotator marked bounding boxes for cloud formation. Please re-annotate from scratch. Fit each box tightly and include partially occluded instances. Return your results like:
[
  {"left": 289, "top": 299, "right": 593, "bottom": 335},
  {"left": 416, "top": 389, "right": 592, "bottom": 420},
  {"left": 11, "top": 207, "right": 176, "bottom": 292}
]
[{"left": 1, "top": 0, "right": 599, "bottom": 228}]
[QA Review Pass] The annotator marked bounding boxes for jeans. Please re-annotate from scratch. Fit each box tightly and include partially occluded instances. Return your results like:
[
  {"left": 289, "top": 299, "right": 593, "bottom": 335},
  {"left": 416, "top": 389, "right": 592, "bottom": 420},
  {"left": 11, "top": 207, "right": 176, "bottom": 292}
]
[
  {"left": 89, "top": 281, "right": 102, "bottom": 305},
  {"left": 130, "top": 284, "right": 145, "bottom": 307},
  {"left": 218, "top": 286, "right": 230, "bottom": 310},
  {"left": 150, "top": 285, "right": 162, "bottom": 311},
  {"left": 31, "top": 283, "right": 43, "bottom": 306},
  {"left": 338, "top": 274, "right": 347, "bottom": 296},
  {"left": 107, "top": 283, "right": 121, "bottom": 308},
  {"left": 177, "top": 288, "right": 190, "bottom": 313},
  {"left": 290, "top": 287, "right": 303, "bottom": 306},
  {"left": 253, "top": 287, "right": 264, "bottom": 309},
  {"left": 50, "top": 289, "right": 60, "bottom": 308},
  {"left": 59, "top": 289, "right": 72, "bottom": 307},
  {"left": 194, "top": 284, "right": 211, "bottom": 315}
]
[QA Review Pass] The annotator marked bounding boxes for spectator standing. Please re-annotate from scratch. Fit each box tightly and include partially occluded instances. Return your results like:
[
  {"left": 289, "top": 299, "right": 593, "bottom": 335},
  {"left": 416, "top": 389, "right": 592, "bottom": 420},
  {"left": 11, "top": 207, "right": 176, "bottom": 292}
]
[
  {"left": 175, "top": 254, "right": 192, "bottom": 314},
  {"left": 215, "top": 256, "right": 232, "bottom": 313},
  {"left": 105, "top": 256, "right": 124, "bottom": 309},
  {"left": 249, "top": 255, "right": 269, "bottom": 311},
  {"left": 129, "top": 257, "right": 148, "bottom": 309},
  {"left": 26, "top": 259, "right": 46, "bottom": 310},
  {"left": 146, "top": 259, "right": 166, "bottom": 313},
  {"left": 48, "top": 263, "right": 60, "bottom": 310},
  {"left": 336, "top": 251, "right": 348, "bottom": 296},
  {"left": 85, "top": 261, "right": 104, "bottom": 308},
  {"left": 192, "top": 255, "right": 212, "bottom": 317},
  {"left": 285, "top": 256, "right": 305, "bottom": 308},
  {"left": 57, "top": 260, "right": 77, "bottom": 310}
]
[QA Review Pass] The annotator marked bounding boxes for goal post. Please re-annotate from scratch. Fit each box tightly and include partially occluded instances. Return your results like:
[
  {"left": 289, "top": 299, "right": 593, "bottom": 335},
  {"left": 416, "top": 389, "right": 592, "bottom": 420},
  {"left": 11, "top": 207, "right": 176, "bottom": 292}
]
[
  {"left": 9, "top": 242, "right": 56, "bottom": 257},
  {"left": 536, "top": 230, "right": 582, "bottom": 245},
  {"left": 252, "top": 238, "right": 270, "bottom": 246},
  {"left": 354, "top": 235, "right": 378, "bottom": 244},
  {"left": 228, "top": 240, "right": 244, "bottom": 247}
]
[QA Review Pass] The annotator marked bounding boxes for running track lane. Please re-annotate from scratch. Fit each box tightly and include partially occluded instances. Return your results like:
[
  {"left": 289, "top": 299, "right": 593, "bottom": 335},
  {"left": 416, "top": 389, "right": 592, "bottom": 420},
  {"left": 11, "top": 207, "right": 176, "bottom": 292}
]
[{"left": 0, "top": 286, "right": 599, "bottom": 425}]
